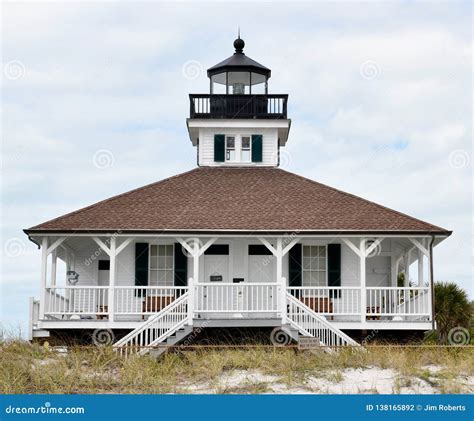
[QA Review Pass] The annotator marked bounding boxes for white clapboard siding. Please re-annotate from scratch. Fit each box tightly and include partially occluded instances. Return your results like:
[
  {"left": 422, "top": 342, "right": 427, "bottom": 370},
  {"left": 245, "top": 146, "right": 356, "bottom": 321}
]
[{"left": 198, "top": 128, "right": 278, "bottom": 166}]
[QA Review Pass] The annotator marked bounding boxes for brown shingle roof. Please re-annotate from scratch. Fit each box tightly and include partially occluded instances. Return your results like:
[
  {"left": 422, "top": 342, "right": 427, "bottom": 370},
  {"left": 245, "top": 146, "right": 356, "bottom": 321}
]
[{"left": 24, "top": 167, "right": 451, "bottom": 235}]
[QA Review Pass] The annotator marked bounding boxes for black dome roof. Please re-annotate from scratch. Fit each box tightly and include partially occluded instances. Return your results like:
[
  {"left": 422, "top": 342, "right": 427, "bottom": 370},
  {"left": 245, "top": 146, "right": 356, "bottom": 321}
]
[{"left": 207, "top": 37, "right": 271, "bottom": 78}]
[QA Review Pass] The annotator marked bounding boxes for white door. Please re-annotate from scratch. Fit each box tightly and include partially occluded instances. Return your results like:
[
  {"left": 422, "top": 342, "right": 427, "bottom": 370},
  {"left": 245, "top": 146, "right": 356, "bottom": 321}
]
[
  {"left": 97, "top": 262, "right": 109, "bottom": 311},
  {"left": 203, "top": 254, "right": 229, "bottom": 311},
  {"left": 248, "top": 255, "right": 275, "bottom": 311}
]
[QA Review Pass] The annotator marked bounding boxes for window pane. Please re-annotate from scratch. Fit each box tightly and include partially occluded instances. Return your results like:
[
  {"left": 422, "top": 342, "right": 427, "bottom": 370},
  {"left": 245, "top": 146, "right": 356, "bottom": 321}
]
[
  {"left": 242, "top": 137, "right": 250, "bottom": 149},
  {"left": 150, "top": 256, "right": 158, "bottom": 269},
  {"left": 149, "top": 270, "right": 158, "bottom": 286},
  {"left": 303, "top": 272, "right": 311, "bottom": 286},
  {"left": 320, "top": 257, "right": 326, "bottom": 270},
  {"left": 157, "top": 270, "right": 166, "bottom": 285},
  {"left": 158, "top": 245, "right": 165, "bottom": 256},
  {"left": 302, "top": 257, "right": 311, "bottom": 270},
  {"left": 157, "top": 256, "right": 165, "bottom": 268},
  {"left": 150, "top": 245, "right": 158, "bottom": 256},
  {"left": 165, "top": 271, "right": 173, "bottom": 286},
  {"left": 227, "top": 149, "right": 236, "bottom": 161},
  {"left": 226, "top": 137, "right": 235, "bottom": 148},
  {"left": 319, "top": 247, "right": 326, "bottom": 257},
  {"left": 303, "top": 246, "right": 311, "bottom": 257},
  {"left": 242, "top": 150, "right": 250, "bottom": 162},
  {"left": 165, "top": 256, "right": 173, "bottom": 269},
  {"left": 165, "top": 245, "right": 173, "bottom": 256}
]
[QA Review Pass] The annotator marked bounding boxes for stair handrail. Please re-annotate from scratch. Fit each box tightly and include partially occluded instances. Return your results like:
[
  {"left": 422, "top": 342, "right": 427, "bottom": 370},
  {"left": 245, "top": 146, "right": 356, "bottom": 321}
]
[
  {"left": 286, "top": 292, "right": 360, "bottom": 347},
  {"left": 114, "top": 291, "right": 189, "bottom": 348}
]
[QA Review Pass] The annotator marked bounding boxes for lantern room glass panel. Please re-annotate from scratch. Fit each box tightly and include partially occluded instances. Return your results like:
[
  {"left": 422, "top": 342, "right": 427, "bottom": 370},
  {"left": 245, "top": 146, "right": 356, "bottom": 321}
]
[
  {"left": 227, "top": 72, "right": 250, "bottom": 94},
  {"left": 250, "top": 72, "right": 266, "bottom": 94}
]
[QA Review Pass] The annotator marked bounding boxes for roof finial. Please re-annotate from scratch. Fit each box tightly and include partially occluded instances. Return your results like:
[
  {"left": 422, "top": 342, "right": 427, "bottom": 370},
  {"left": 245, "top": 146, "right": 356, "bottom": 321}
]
[{"left": 233, "top": 29, "right": 245, "bottom": 54}]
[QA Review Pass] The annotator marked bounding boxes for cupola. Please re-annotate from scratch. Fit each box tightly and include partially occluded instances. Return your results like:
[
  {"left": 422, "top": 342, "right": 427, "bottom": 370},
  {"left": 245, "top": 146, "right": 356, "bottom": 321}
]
[{"left": 187, "top": 35, "right": 291, "bottom": 168}]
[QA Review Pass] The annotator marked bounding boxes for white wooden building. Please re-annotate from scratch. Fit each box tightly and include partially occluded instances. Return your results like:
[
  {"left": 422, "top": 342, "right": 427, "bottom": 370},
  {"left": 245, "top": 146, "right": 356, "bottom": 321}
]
[{"left": 25, "top": 37, "right": 451, "bottom": 352}]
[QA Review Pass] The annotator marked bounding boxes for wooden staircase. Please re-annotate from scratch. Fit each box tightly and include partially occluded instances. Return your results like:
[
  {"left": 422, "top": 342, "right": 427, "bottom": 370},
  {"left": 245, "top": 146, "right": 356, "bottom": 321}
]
[
  {"left": 286, "top": 293, "right": 360, "bottom": 348},
  {"left": 113, "top": 292, "right": 192, "bottom": 357}
]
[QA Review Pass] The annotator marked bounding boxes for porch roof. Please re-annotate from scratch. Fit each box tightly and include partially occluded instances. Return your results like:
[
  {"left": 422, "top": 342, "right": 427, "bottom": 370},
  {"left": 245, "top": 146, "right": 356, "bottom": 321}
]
[{"left": 24, "top": 167, "right": 451, "bottom": 236}]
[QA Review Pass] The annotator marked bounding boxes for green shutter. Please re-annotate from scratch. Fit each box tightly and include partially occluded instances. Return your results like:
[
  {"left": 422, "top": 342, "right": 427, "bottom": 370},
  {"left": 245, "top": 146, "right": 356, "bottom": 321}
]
[
  {"left": 214, "top": 134, "right": 225, "bottom": 162},
  {"left": 135, "top": 243, "right": 149, "bottom": 296},
  {"left": 288, "top": 243, "right": 302, "bottom": 287},
  {"left": 251, "top": 134, "right": 263, "bottom": 162},
  {"left": 328, "top": 244, "right": 341, "bottom": 298},
  {"left": 174, "top": 243, "right": 188, "bottom": 287}
]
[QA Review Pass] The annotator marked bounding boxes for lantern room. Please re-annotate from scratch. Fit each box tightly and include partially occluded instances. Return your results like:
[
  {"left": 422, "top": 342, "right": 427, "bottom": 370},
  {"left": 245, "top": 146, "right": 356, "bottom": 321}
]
[{"left": 207, "top": 37, "right": 271, "bottom": 95}]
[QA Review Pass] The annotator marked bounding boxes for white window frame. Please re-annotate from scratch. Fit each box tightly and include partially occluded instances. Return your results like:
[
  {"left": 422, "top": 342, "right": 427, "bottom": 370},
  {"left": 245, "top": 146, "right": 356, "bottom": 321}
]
[
  {"left": 240, "top": 135, "right": 252, "bottom": 162},
  {"left": 225, "top": 135, "right": 236, "bottom": 162},
  {"left": 148, "top": 244, "right": 175, "bottom": 287},
  {"left": 301, "top": 245, "right": 328, "bottom": 289}
]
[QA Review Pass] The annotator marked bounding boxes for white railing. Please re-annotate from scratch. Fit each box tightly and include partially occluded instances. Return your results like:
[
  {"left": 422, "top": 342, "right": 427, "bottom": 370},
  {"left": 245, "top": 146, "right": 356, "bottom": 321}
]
[
  {"left": 44, "top": 286, "right": 109, "bottom": 316},
  {"left": 114, "top": 287, "right": 188, "bottom": 315},
  {"left": 41, "top": 285, "right": 430, "bottom": 322},
  {"left": 287, "top": 287, "right": 361, "bottom": 315},
  {"left": 195, "top": 283, "right": 279, "bottom": 313},
  {"left": 114, "top": 292, "right": 189, "bottom": 357},
  {"left": 366, "top": 287, "right": 430, "bottom": 317},
  {"left": 286, "top": 293, "right": 360, "bottom": 348}
]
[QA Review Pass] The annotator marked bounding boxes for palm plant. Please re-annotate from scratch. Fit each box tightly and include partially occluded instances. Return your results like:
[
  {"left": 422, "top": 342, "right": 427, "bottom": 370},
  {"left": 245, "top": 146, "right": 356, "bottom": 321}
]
[{"left": 434, "top": 282, "right": 471, "bottom": 344}]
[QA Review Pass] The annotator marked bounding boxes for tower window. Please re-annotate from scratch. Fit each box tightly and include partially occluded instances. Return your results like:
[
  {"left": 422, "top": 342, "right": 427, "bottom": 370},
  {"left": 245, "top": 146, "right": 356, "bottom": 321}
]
[
  {"left": 226, "top": 136, "right": 236, "bottom": 161},
  {"left": 241, "top": 136, "right": 251, "bottom": 162}
]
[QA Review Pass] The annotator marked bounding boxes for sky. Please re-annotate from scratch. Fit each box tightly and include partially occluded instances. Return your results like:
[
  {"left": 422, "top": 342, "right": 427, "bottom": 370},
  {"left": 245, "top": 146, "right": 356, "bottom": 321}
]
[{"left": 1, "top": 1, "right": 472, "bottom": 336}]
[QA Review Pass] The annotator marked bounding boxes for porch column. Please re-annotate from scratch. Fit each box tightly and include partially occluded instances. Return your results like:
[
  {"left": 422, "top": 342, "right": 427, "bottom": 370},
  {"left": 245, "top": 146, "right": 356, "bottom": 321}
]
[
  {"left": 92, "top": 236, "right": 133, "bottom": 322},
  {"left": 405, "top": 249, "right": 411, "bottom": 286},
  {"left": 275, "top": 238, "right": 285, "bottom": 324},
  {"left": 390, "top": 255, "right": 398, "bottom": 287},
  {"left": 51, "top": 249, "right": 58, "bottom": 286},
  {"left": 39, "top": 237, "right": 48, "bottom": 320},
  {"left": 359, "top": 238, "right": 366, "bottom": 323},
  {"left": 417, "top": 247, "right": 424, "bottom": 287},
  {"left": 408, "top": 237, "right": 432, "bottom": 321},
  {"left": 191, "top": 245, "right": 199, "bottom": 324},
  {"left": 258, "top": 236, "right": 300, "bottom": 324},
  {"left": 177, "top": 237, "right": 217, "bottom": 323},
  {"left": 109, "top": 238, "right": 116, "bottom": 322},
  {"left": 428, "top": 237, "right": 435, "bottom": 327}
]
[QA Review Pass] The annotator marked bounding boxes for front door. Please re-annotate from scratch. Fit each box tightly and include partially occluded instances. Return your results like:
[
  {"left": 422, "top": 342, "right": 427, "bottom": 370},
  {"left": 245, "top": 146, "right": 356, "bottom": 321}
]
[
  {"left": 203, "top": 245, "right": 229, "bottom": 312},
  {"left": 97, "top": 260, "right": 110, "bottom": 313},
  {"left": 248, "top": 246, "right": 275, "bottom": 312}
]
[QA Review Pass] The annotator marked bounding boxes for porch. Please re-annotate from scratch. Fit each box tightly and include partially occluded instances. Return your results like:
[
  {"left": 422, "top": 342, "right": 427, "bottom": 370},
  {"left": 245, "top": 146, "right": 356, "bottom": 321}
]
[{"left": 29, "top": 234, "right": 439, "bottom": 336}]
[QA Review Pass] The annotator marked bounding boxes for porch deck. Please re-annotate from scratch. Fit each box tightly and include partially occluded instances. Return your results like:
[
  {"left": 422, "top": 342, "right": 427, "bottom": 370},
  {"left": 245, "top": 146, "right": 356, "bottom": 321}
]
[{"left": 31, "top": 283, "right": 432, "bottom": 336}]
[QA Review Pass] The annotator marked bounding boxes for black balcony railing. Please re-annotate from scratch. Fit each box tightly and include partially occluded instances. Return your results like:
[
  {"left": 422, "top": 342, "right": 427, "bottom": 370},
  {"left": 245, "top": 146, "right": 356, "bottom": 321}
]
[{"left": 189, "top": 94, "right": 288, "bottom": 119}]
